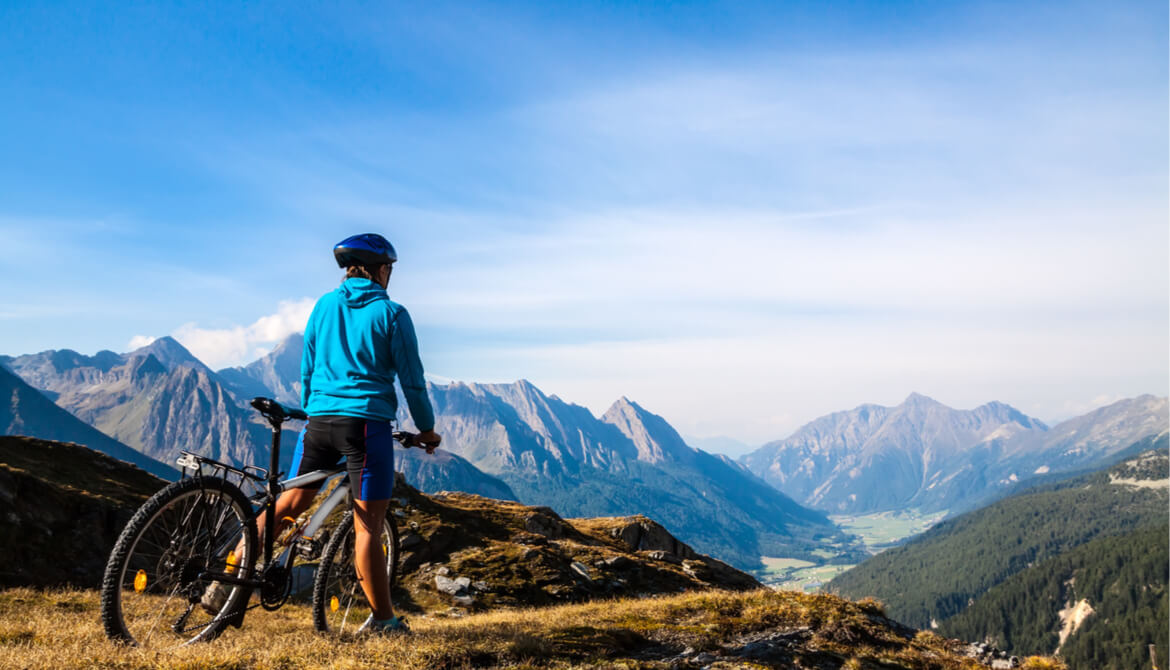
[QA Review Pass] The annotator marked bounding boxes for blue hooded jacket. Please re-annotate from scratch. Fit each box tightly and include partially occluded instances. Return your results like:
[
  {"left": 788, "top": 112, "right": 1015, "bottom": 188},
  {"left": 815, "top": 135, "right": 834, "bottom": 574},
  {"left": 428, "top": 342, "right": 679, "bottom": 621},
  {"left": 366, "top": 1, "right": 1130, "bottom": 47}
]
[{"left": 300, "top": 278, "right": 435, "bottom": 431}]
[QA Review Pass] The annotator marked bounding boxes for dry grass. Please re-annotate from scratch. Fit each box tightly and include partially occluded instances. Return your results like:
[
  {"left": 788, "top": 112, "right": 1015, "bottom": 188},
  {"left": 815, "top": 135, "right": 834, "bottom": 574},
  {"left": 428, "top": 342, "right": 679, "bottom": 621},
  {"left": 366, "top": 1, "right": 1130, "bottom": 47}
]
[{"left": 0, "top": 587, "right": 1063, "bottom": 670}]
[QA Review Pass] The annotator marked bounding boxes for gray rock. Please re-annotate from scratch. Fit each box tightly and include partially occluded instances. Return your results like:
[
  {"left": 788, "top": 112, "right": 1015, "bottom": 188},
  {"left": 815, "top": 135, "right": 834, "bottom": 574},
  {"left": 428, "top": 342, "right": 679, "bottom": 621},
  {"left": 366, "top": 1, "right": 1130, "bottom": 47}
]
[
  {"left": 452, "top": 594, "right": 475, "bottom": 607},
  {"left": 454, "top": 576, "right": 472, "bottom": 588},
  {"left": 435, "top": 575, "right": 464, "bottom": 595},
  {"left": 570, "top": 561, "right": 591, "bottom": 580},
  {"left": 600, "top": 555, "right": 633, "bottom": 570},
  {"left": 436, "top": 566, "right": 450, "bottom": 576},
  {"left": 472, "top": 581, "right": 490, "bottom": 592},
  {"left": 524, "top": 507, "right": 567, "bottom": 539},
  {"left": 607, "top": 518, "right": 698, "bottom": 559},
  {"left": 647, "top": 550, "right": 682, "bottom": 564}
]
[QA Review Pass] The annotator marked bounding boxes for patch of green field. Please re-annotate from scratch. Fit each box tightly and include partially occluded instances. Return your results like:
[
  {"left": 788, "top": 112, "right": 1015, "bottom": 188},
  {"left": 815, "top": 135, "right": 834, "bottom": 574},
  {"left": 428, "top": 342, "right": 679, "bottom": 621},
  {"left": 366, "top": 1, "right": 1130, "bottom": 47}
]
[
  {"left": 831, "top": 509, "right": 948, "bottom": 552},
  {"left": 769, "top": 563, "right": 856, "bottom": 592},
  {"left": 759, "top": 557, "right": 816, "bottom": 574},
  {"left": 758, "top": 509, "right": 949, "bottom": 593}
]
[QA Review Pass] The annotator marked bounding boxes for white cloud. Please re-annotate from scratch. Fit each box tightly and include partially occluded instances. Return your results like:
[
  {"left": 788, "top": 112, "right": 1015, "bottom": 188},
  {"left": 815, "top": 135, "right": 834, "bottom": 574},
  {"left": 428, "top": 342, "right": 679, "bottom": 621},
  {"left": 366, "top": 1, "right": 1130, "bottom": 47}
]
[
  {"left": 171, "top": 298, "right": 314, "bottom": 369},
  {"left": 127, "top": 335, "right": 158, "bottom": 349}
]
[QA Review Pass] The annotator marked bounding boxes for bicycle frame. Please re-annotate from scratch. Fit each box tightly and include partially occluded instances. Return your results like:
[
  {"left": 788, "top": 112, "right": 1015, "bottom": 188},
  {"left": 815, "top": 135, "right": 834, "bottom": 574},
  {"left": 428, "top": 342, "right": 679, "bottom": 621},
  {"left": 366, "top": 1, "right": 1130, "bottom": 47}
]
[
  {"left": 173, "top": 397, "right": 426, "bottom": 603},
  {"left": 175, "top": 452, "right": 352, "bottom": 590}
]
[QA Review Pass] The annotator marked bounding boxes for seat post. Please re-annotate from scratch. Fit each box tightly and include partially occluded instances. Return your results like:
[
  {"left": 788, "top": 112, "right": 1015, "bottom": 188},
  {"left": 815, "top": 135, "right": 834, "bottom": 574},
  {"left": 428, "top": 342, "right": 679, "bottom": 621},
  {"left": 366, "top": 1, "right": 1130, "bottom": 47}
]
[{"left": 264, "top": 419, "right": 283, "bottom": 567}]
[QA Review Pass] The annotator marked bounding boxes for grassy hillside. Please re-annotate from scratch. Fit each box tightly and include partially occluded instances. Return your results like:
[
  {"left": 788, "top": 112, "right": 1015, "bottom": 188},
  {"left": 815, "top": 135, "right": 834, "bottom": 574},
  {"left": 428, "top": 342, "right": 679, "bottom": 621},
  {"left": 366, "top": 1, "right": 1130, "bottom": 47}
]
[
  {"left": 0, "top": 436, "right": 164, "bottom": 587},
  {"left": 941, "top": 524, "right": 1168, "bottom": 670},
  {"left": 828, "top": 444, "right": 1168, "bottom": 629},
  {"left": 0, "top": 587, "right": 1065, "bottom": 669}
]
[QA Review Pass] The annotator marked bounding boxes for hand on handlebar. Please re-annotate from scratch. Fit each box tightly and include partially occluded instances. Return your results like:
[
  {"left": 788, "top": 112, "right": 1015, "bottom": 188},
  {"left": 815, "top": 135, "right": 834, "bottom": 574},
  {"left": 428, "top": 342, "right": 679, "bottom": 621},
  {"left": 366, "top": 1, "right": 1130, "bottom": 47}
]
[
  {"left": 416, "top": 430, "right": 442, "bottom": 454},
  {"left": 395, "top": 430, "right": 442, "bottom": 454}
]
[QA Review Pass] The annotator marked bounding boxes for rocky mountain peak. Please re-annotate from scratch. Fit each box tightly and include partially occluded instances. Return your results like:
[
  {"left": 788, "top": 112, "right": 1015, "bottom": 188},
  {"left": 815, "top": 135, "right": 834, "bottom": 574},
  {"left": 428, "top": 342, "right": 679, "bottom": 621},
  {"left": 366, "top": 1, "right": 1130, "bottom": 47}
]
[
  {"left": 124, "top": 353, "right": 167, "bottom": 381},
  {"left": 902, "top": 391, "right": 940, "bottom": 407},
  {"left": 131, "top": 336, "right": 212, "bottom": 375},
  {"left": 601, "top": 396, "right": 693, "bottom": 465}
]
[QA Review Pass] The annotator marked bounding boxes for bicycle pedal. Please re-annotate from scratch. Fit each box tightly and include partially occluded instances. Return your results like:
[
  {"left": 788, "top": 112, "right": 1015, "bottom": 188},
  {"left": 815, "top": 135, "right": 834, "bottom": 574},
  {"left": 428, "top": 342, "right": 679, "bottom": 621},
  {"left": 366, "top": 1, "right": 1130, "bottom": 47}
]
[{"left": 296, "top": 536, "right": 324, "bottom": 561}]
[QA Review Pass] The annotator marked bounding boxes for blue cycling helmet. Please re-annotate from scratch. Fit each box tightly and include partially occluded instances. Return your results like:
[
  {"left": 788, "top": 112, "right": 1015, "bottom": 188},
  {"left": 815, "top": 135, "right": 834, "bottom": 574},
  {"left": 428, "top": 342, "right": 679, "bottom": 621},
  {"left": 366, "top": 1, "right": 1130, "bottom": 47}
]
[{"left": 333, "top": 233, "right": 398, "bottom": 268}]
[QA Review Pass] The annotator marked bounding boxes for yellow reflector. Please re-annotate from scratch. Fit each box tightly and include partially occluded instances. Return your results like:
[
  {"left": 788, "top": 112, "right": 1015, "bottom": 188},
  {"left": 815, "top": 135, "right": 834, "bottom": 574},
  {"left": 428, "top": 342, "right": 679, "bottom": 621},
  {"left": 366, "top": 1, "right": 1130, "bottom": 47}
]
[
  {"left": 134, "top": 570, "right": 147, "bottom": 592},
  {"left": 330, "top": 596, "right": 340, "bottom": 612},
  {"left": 225, "top": 550, "right": 238, "bottom": 574}
]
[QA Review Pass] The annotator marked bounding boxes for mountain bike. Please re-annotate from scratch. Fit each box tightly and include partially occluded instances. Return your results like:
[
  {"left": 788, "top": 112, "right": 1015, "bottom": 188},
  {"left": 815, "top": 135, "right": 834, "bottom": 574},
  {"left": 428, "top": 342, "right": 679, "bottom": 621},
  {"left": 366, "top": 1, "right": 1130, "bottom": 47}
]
[{"left": 99, "top": 397, "right": 429, "bottom": 647}]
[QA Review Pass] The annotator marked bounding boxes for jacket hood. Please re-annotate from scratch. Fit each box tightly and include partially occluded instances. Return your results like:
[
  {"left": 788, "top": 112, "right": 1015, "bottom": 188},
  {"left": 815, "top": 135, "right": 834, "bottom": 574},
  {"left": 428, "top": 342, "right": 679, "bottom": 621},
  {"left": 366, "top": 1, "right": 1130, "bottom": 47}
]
[{"left": 338, "top": 278, "right": 388, "bottom": 308}]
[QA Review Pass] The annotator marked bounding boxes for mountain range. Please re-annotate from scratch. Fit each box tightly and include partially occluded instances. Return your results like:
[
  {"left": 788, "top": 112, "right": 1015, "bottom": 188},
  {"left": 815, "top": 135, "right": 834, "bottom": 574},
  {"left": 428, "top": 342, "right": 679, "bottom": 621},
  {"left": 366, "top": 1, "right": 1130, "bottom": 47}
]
[
  {"left": 3, "top": 338, "right": 276, "bottom": 470},
  {"left": 401, "top": 380, "right": 859, "bottom": 569},
  {"left": 4, "top": 333, "right": 1166, "bottom": 571},
  {"left": 2, "top": 335, "right": 852, "bottom": 570},
  {"left": 740, "top": 392, "right": 1169, "bottom": 515}
]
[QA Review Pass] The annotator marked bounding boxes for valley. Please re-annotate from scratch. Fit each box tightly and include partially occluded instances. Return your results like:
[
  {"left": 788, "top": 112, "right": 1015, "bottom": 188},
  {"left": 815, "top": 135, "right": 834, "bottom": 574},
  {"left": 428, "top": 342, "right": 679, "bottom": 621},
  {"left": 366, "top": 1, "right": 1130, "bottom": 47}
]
[{"left": 756, "top": 508, "right": 949, "bottom": 592}]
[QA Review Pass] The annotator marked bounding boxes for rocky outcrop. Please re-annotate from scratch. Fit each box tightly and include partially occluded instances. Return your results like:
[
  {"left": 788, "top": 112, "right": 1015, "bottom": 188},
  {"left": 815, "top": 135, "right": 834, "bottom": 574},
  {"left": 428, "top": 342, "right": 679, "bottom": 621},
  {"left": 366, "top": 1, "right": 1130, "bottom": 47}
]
[
  {"left": 602, "top": 515, "right": 700, "bottom": 558},
  {"left": 389, "top": 474, "right": 761, "bottom": 612}
]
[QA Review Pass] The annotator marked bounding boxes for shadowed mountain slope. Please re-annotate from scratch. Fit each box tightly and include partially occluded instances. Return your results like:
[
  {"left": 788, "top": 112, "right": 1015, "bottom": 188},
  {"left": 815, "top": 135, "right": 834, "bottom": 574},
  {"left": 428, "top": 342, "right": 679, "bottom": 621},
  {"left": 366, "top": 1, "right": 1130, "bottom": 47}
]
[
  {"left": 0, "top": 366, "right": 177, "bottom": 480},
  {"left": 395, "top": 446, "right": 518, "bottom": 501}
]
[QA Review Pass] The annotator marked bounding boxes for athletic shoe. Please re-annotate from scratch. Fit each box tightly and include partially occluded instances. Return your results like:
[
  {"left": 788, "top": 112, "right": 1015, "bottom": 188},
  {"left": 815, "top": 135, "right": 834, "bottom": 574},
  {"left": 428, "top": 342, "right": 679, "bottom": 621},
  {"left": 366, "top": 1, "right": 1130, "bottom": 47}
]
[
  {"left": 200, "top": 581, "right": 229, "bottom": 614},
  {"left": 357, "top": 613, "right": 411, "bottom": 636},
  {"left": 200, "top": 560, "right": 261, "bottom": 614}
]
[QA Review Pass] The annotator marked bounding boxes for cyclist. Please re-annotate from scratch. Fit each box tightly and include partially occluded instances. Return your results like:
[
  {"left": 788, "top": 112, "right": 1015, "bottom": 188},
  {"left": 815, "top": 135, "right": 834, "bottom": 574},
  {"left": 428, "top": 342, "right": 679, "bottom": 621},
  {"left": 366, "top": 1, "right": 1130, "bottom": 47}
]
[{"left": 204, "top": 233, "right": 440, "bottom": 636}]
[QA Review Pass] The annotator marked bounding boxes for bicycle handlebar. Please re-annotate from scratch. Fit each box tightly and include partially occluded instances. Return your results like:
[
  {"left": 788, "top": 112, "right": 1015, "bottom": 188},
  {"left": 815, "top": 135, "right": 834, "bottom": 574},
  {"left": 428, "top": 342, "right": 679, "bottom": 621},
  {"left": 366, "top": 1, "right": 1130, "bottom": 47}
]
[{"left": 393, "top": 431, "right": 440, "bottom": 453}]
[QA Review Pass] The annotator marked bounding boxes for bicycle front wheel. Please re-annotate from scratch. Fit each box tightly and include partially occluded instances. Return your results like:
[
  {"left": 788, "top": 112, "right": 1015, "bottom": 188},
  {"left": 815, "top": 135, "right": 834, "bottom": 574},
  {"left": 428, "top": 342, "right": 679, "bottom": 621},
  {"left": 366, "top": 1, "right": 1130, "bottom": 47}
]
[
  {"left": 311, "top": 509, "right": 399, "bottom": 634},
  {"left": 100, "top": 476, "right": 258, "bottom": 647}
]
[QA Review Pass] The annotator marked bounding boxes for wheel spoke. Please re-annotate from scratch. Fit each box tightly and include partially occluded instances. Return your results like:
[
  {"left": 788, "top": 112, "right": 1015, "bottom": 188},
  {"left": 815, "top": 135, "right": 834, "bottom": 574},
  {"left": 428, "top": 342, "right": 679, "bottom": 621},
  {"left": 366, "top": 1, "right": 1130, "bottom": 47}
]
[{"left": 100, "top": 478, "right": 256, "bottom": 649}]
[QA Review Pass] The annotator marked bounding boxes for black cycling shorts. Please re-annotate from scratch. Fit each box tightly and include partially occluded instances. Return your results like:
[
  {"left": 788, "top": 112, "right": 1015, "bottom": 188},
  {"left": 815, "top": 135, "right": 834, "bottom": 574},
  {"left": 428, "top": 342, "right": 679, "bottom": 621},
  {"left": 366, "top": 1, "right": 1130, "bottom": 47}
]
[{"left": 289, "top": 416, "right": 395, "bottom": 501}]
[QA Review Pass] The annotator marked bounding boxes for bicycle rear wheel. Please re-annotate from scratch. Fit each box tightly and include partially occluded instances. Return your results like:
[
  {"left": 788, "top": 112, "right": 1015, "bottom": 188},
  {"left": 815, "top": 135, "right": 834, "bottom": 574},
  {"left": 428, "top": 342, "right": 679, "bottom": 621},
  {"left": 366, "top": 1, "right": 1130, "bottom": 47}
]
[
  {"left": 100, "top": 476, "right": 258, "bottom": 647},
  {"left": 310, "top": 509, "right": 399, "bottom": 634}
]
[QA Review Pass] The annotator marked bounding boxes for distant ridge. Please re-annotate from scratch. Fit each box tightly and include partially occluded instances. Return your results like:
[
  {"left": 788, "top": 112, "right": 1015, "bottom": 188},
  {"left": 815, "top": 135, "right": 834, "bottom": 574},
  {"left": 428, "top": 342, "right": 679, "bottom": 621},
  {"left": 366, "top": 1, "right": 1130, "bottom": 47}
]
[
  {"left": 5, "top": 340, "right": 283, "bottom": 470},
  {"left": 217, "top": 333, "right": 303, "bottom": 407},
  {"left": 741, "top": 392, "right": 1168, "bottom": 514}
]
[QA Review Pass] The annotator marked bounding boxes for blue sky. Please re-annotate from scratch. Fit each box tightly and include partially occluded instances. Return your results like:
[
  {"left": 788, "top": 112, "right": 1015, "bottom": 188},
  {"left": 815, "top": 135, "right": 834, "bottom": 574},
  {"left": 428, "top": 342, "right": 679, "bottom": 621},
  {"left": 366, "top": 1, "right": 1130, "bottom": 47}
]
[{"left": 1, "top": 1, "right": 1166, "bottom": 444}]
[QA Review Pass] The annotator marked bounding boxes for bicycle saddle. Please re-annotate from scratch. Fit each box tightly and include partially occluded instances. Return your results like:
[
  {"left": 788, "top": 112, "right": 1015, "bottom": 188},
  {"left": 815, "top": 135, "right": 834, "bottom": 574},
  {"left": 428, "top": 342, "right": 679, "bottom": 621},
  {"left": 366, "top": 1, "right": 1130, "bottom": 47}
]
[{"left": 250, "top": 397, "right": 308, "bottom": 423}]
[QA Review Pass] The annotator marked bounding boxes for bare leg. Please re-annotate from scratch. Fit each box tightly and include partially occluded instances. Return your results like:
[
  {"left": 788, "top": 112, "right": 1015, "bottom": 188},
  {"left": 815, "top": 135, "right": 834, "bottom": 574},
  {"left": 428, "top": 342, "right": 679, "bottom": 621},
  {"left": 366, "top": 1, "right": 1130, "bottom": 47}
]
[
  {"left": 239, "top": 487, "right": 319, "bottom": 560},
  {"left": 352, "top": 498, "right": 394, "bottom": 620}
]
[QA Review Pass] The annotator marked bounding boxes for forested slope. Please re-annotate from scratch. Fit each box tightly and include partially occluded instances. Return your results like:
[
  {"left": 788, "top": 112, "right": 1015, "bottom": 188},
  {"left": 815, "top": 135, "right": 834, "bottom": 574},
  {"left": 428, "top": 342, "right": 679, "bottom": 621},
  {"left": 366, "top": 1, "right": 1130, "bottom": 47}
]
[
  {"left": 828, "top": 441, "right": 1168, "bottom": 629},
  {"left": 941, "top": 524, "right": 1167, "bottom": 670}
]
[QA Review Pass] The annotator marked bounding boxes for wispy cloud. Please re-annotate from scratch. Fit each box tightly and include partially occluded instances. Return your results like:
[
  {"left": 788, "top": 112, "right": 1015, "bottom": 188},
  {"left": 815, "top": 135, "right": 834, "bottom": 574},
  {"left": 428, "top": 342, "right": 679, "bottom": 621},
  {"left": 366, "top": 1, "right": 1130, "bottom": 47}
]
[{"left": 131, "top": 299, "right": 314, "bottom": 370}]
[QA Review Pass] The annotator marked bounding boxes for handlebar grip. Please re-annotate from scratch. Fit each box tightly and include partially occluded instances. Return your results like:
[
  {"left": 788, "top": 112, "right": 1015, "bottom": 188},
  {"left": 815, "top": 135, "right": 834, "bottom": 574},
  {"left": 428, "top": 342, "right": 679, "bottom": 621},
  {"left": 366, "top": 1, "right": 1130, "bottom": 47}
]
[{"left": 393, "top": 431, "right": 440, "bottom": 450}]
